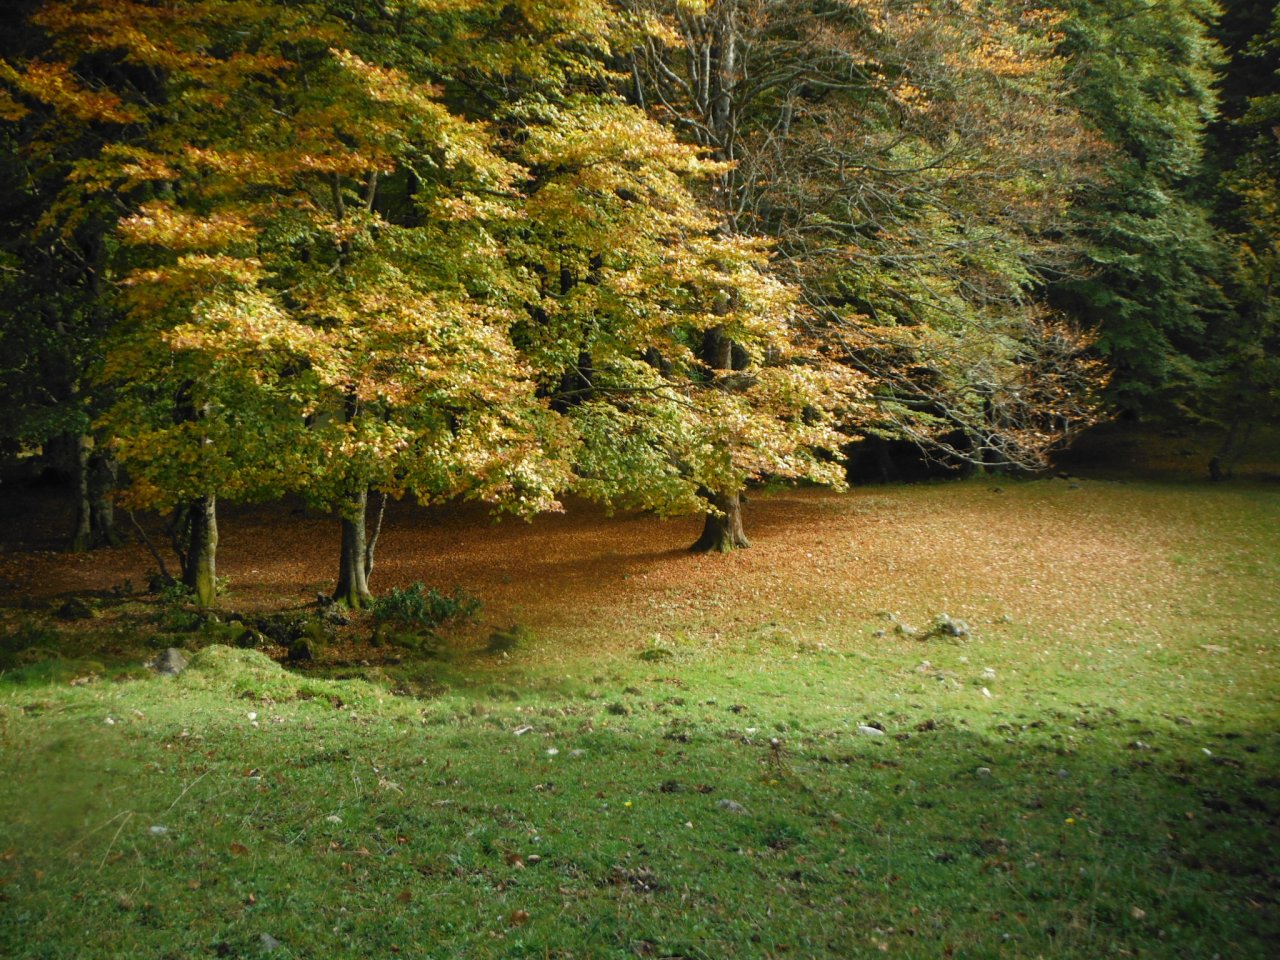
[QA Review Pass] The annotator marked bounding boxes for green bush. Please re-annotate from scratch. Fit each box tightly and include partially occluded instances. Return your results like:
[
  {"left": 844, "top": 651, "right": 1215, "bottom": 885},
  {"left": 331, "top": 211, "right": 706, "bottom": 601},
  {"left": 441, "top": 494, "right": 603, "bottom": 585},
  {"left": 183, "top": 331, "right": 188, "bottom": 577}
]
[{"left": 371, "top": 583, "right": 481, "bottom": 629}]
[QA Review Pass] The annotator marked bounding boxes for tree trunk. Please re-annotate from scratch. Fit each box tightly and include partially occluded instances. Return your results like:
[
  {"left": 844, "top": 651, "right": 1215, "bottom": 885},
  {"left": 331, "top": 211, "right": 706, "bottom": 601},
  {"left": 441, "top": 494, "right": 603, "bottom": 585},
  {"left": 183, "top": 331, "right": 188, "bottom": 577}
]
[
  {"left": 182, "top": 494, "right": 218, "bottom": 607},
  {"left": 689, "top": 321, "right": 752, "bottom": 552},
  {"left": 690, "top": 489, "right": 750, "bottom": 553},
  {"left": 71, "top": 440, "right": 121, "bottom": 550},
  {"left": 334, "top": 488, "right": 374, "bottom": 608},
  {"left": 88, "top": 454, "right": 120, "bottom": 547},
  {"left": 70, "top": 433, "right": 93, "bottom": 552}
]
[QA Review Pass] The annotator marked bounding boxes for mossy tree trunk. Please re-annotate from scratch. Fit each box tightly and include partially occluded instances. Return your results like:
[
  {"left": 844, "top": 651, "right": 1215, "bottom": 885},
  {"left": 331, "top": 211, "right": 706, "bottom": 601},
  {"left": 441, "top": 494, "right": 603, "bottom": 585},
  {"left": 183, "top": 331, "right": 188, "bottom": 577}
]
[
  {"left": 88, "top": 450, "right": 121, "bottom": 547},
  {"left": 334, "top": 487, "right": 375, "bottom": 609},
  {"left": 70, "top": 433, "right": 93, "bottom": 551},
  {"left": 182, "top": 494, "right": 217, "bottom": 607}
]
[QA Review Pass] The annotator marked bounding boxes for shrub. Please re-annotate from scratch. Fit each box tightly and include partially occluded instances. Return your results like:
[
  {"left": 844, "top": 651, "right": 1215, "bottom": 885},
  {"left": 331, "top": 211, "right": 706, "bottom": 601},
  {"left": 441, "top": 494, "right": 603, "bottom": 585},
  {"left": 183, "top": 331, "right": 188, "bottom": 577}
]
[{"left": 371, "top": 583, "right": 481, "bottom": 629}]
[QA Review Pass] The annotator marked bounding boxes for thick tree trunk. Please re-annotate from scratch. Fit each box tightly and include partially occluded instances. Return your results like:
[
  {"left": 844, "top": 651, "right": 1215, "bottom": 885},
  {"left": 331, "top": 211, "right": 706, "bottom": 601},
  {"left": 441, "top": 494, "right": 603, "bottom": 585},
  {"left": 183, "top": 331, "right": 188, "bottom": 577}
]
[
  {"left": 690, "top": 489, "right": 750, "bottom": 553},
  {"left": 689, "top": 321, "right": 752, "bottom": 553},
  {"left": 333, "top": 488, "right": 374, "bottom": 608},
  {"left": 182, "top": 494, "right": 218, "bottom": 607}
]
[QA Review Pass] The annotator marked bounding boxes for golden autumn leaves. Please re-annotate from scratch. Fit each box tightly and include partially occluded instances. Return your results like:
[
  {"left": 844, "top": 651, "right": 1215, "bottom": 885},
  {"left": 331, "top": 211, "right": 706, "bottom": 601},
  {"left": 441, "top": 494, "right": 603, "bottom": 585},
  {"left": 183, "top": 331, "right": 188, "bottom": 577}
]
[{"left": 0, "top": 0, "right": 866, "bottom": 571}]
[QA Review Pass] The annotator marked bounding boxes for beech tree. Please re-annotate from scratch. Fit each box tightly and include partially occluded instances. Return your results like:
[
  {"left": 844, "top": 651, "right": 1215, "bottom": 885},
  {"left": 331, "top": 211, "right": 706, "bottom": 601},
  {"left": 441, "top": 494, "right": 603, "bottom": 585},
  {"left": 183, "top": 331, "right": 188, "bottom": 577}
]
[
  {"left": 2, "top": 1, "right": 566, "bottom": 605},
  {"left": 624, "top": 0, "right": 1104, "bottom": 477},
  {"left": 432, "top": 1, "right": 866, "bottom": 551}
]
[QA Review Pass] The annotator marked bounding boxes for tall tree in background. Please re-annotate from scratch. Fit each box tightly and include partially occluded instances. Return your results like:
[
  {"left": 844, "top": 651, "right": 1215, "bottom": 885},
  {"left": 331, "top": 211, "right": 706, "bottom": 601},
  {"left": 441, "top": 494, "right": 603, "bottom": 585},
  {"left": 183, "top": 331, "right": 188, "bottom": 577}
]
[
  {"left": 1203, "top": 2, "right": 1280, "bottom": 475},
  {"left": 0, "top": 0, "right": 124, "bottom": 550},
  {"left": 1050, "top": 0, "right": 1226, "bottom": 418},
  {"left": 625, "top": 0, "right": 1104, "bottom": 480}
]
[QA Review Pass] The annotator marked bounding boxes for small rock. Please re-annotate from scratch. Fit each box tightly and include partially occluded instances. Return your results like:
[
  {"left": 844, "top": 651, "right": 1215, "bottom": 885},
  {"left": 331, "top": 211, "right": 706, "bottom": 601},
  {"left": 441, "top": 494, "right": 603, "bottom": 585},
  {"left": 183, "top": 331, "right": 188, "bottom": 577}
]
[
  {"left": 857, "top": 724, "right": 886, "bottom": 737},
  {"left": 104, "top": 716, "right": 116, "bottom": 725},
  {"left": 1128, "top": 740, "right": 1151, "bottom": 751},
  {"left": 151, "top": 647, "right": 189, "bottom": 676},
  {"left": 148, "top": 825, "right": 168, "bottom": 836},
  {"left": 929, "top": 614, "right": 970, "bottom": 640},
  {"left": 980, "top": 687, "right": 993, "bottom": 698},
  {"left": 325, "top": 815, "right": 342, "bottom": 824},
  {"left": 1057, "top": 769, "right": 1070, "bottom": 779},
  {"left": 716, "top": 799, "right": 748, "bottom": 815},
  {"left": 976, "top": 767, "right": 993, "bottom": 778},
  {"left": 545, "top": 747, "right": 559, "bottom": 756},
  {"left": 568, "top": 749, "right": 587, "bottom": 758},
  {"left": 260, "top": 933, "right": 283, "bottom": 952},
  {"left": 981, "top": 668, "right": 997, "bottom": 681},
  {"left": 513, "top": 725, "right": 533, "bottom": 736},
  {"left": 321, "top": 606, "right": 350, "bottom": 626}
]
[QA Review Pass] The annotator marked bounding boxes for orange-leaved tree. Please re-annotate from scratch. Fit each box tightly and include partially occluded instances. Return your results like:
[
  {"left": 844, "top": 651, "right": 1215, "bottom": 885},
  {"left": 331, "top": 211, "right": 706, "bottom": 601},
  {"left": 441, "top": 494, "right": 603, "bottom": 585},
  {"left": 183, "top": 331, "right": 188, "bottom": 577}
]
[
  {"left": 3, "top": 0, "right": 566, "bottom": 606},
  {"left": 442, "top": 2, "right": 868, "bottom": 551}
]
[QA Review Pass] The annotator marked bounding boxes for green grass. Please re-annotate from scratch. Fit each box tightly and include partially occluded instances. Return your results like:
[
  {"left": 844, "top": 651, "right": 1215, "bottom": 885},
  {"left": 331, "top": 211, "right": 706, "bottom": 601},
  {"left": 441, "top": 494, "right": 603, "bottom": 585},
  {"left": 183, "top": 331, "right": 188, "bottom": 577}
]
[{"left": 1, "top": 482, "right": 1278, "bottom": 958}]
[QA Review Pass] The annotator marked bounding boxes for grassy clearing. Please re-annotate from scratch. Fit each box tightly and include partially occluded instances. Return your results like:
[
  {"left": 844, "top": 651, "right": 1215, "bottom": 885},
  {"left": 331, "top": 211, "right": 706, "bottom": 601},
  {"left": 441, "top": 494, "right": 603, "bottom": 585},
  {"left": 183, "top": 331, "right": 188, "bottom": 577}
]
[{"left": 1, "top": 479, "right": 1278, "bottom": 958}]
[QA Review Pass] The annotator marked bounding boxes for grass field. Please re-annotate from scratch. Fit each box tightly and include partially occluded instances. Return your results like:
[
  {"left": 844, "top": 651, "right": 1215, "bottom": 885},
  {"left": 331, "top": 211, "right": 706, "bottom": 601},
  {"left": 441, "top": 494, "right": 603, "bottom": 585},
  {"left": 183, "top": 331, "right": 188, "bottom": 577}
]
[{"left": 1, "top": 476, "right": 1277, "bottom": 958}]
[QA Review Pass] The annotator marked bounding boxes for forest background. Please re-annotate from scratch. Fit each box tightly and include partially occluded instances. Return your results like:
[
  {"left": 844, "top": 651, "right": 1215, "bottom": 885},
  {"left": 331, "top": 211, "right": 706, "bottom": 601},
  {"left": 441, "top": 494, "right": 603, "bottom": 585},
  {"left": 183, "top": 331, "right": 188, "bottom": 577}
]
[{"left": 0, "top": 0, "right": 1275, "bottom": 609}]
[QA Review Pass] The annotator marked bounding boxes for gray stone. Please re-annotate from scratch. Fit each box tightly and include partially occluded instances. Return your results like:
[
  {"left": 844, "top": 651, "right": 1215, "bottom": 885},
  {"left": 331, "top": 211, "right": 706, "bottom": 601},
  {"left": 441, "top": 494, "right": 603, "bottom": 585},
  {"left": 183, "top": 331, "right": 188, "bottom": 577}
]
[
  {"left": 931, "top": 614, "right": 971, "bottom": 639},
  {"left": 152, "top": 648, "right": 189, "bottom": 676},
  {"left": 259, "top": 933, "right": 283, "bottom": 952},
  {"left": 857, "top": 724, "right": 886, "bottom": 737},
  {"left": 716, "top": 799, "right": 748, "bottom": 814},
  {"left": 321, "top": 605, "right": 351, "bottom": 626}
]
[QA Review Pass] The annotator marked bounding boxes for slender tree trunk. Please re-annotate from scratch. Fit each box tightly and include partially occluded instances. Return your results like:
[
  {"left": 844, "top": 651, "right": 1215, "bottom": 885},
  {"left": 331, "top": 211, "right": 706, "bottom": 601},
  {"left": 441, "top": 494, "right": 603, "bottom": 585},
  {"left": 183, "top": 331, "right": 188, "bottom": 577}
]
[
  {"left": 690, "top": 489, "right": 750, "bottom": 553},
  {"left": 182, "top": 494, "right": 218, "bottom": 607},
  {"left": 334, "top": 487, "right": 374, "bottom": 608},
  {"left": 70, "top": 433, "right": 93, "bottom": 551}
]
